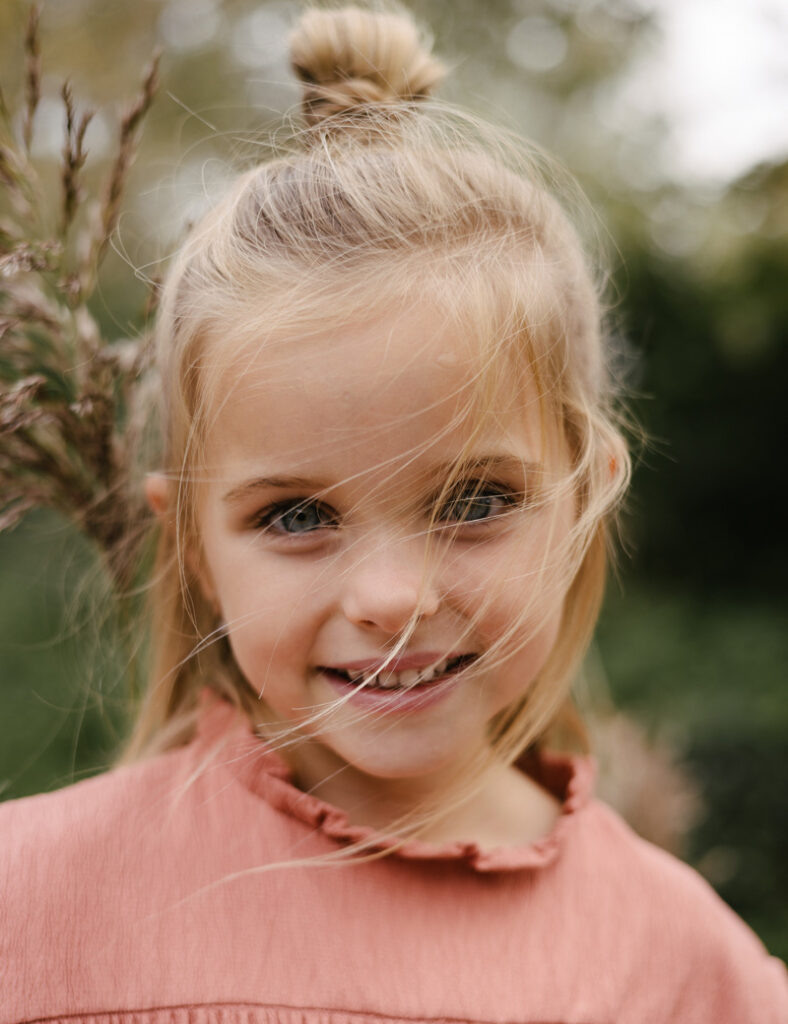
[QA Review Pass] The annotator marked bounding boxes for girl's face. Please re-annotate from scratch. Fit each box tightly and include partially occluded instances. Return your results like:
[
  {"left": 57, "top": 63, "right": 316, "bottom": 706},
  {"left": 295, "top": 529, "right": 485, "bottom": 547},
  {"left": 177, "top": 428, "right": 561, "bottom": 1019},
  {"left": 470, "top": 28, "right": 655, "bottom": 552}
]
[{"left": 195, "top": 303, "right": 575, "bottom": 797}]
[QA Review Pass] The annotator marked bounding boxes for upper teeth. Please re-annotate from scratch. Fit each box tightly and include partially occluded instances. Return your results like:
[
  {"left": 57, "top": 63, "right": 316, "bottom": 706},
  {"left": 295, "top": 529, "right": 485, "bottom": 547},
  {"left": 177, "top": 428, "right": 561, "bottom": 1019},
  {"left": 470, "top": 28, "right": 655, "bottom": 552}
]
[{"left": 349, "top": 657, "right": 454, "bottom": 690}]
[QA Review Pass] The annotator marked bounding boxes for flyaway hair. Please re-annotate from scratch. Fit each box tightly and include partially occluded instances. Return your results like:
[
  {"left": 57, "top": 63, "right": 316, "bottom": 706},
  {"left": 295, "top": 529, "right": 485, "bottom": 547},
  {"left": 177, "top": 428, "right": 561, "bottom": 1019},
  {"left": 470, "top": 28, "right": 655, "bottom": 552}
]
[
  {"left": 122, "top": 3, "right": 631, "bottom": 799},
  {"left": 1, "top": 6, "right": 632, "bottom": 846}
]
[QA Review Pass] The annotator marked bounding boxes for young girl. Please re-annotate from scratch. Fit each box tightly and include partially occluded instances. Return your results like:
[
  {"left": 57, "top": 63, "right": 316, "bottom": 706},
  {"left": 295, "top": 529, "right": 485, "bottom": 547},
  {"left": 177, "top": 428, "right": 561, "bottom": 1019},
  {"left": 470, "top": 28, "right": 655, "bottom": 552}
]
[{"left": 2, "top": 6, "right": 786, "bottom": 1022}]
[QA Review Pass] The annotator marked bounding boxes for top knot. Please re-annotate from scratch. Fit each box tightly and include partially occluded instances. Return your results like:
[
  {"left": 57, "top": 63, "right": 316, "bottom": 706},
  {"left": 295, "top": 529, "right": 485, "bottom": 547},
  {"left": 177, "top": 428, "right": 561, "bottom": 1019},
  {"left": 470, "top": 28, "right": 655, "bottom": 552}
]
[{"left": 290, "top": 6, "right": 446, "bottom": 128}]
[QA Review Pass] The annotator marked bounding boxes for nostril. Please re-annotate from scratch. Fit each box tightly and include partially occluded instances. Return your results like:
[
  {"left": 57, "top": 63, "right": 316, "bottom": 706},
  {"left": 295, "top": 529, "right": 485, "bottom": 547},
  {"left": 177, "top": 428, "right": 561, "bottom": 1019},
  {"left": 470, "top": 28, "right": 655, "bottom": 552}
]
[{"left": 345, "top": 597, "right": 438, "bottom": 632}]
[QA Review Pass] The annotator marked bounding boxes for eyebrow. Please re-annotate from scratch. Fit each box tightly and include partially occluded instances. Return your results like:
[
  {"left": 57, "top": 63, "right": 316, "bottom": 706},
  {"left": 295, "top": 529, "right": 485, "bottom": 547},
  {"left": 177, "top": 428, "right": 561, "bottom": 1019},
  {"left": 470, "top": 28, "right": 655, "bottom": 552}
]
[
  {"left": 221, "top": 455, "right": 539, "bottom": 506},
  {"left": 222, "top": 476, "right": 330, "bottom": 506},
  {"left": 442, "top": 455, "right": 538, "bottom": 477}
]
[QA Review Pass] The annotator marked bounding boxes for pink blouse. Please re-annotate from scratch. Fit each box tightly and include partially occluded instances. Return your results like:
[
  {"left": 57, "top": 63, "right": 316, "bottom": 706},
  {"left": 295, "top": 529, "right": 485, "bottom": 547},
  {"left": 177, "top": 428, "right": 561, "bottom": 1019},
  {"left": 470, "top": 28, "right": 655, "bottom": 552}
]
[{"left": 2, "top": 691, "right": 786, "bottom": 1023}]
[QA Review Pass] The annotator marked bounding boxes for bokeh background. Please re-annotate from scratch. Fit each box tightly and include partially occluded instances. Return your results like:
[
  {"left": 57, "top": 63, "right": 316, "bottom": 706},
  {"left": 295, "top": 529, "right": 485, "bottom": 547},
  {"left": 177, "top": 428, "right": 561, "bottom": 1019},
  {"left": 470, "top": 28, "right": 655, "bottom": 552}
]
[{"left": 1, "top": 0, "right": 786, "bottom": 957}]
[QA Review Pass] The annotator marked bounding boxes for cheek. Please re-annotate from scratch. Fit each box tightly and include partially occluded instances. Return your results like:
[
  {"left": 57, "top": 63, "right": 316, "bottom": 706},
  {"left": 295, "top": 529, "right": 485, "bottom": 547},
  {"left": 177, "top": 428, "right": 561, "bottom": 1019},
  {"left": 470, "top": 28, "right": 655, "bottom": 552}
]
[
  {"left": 443, "top": 544, "right": 536, "bottom": 617},
  {"left": 218, "top": 574, "right": 308, "bottom": 642},
  {"left": 208, "top": 546, "right": 326, "bottom": 659},
  {"left": 443, "top": 534, "right": 569, "bottom": 652},
  {"left": 222, "top": 596, "right": 311, "bottom": 706},
  {"left": 201, "top": 530, "right": 291, "bottom": 617},
  {"left": 482, "top": 593, "right": 564, "bottom": 711},
  {"left": 470, "top": 593, "right": 561, "bottom": 661}
]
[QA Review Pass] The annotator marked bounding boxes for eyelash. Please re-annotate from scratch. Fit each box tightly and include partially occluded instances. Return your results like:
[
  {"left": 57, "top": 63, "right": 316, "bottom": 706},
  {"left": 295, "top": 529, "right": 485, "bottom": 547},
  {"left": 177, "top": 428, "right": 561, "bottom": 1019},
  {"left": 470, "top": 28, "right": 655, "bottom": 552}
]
[
  {"left": 251, "top": 480, "right": 522, "bottom": 538},
  {"left": 252, "top": 499, "right": 338, "bottom": 535},
  {"left": 433, "top": 481, "right": 521, "bottom": 526}
]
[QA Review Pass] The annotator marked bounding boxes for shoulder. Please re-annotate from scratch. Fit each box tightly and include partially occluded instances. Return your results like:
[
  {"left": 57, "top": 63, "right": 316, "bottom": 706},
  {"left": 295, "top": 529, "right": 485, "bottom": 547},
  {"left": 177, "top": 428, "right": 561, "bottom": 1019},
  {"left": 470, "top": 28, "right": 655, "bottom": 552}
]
[
  {"left": 576, "top": 797, "right": 749, "bottom": 927},
  {"left": 0, "top": 738, "right": 271, "bottom": 1022},
  {"left": 0, "top": 745, "right": 188, "bottom": 864},
  {"left": 564, "top": 798, "right": 788, "bottom": 1021},
  {"left": 0, "top": 726, "right": 295, "bottom": 931},
  {"left": 0, "top": 748, "right": 186, "bottom": 916},
  {"left": 0, "top": 738, "right": 241, "bottom": 942}
]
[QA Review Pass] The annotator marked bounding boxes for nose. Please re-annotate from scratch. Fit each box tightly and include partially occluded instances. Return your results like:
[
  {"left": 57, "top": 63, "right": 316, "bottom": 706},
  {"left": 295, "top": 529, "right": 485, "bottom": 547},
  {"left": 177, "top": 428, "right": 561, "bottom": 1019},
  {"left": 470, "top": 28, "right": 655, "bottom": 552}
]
[{"left": 340, "top": 536, "right": 440, "bottom": 634}]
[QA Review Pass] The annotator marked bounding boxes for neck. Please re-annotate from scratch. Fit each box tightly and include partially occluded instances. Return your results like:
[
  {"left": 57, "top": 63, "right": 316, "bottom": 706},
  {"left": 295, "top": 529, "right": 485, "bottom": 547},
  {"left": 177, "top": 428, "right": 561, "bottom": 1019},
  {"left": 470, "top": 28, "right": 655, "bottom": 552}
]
[
  {"left": 289, "top": 737, "right": 481, "bottom": 831},
  {"left": 269, "top": 733, "right": 561, "bottom": 849}
]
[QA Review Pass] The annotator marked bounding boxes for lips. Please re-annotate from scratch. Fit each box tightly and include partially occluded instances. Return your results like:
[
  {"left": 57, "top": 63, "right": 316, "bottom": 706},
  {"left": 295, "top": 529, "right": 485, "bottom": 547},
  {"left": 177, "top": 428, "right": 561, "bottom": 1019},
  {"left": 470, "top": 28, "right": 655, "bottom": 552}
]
[{"left": 318, "top": 653, "right": 477, "bottom": 691}]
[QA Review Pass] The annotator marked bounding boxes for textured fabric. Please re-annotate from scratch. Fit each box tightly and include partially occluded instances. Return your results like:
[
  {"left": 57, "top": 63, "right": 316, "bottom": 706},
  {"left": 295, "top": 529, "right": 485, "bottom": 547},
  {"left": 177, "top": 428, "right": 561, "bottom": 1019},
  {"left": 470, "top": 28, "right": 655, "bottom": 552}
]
[{"left": 2, "top": 692, "right": 786, "bottom": 1024}]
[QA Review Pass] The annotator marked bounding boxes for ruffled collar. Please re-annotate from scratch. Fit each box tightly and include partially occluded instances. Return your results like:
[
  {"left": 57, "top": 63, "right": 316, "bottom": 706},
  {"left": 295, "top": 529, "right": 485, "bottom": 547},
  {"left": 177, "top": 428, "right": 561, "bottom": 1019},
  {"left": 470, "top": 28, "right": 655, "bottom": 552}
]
[{"left": 194, "top": 688, "right": 596, "bottom": 873}]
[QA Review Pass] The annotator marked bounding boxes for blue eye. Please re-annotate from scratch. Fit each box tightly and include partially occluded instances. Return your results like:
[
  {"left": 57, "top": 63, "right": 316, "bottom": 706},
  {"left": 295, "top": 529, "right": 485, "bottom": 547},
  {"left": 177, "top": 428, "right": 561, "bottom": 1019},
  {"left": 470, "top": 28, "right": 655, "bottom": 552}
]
[
  {"left": 256, "top": 499, "right": 338, "bottom": 535},
  {"left": 436, "top": 482, "right": 517, "bottom": 524}
]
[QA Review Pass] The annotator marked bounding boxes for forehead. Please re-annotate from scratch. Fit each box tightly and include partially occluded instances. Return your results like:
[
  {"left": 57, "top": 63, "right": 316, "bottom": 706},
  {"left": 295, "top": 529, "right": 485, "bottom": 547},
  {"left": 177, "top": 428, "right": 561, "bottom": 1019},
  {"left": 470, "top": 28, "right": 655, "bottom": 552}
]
[{"left": 201, "top": 303, "right": 542, "bottom": 477}]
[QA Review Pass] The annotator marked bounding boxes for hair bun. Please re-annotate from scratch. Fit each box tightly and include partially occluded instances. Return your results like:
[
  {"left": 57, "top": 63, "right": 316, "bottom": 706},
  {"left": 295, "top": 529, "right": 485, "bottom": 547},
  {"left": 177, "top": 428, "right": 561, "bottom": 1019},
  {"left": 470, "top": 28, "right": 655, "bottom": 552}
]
[{"left": 290, "top": 6, "right": 446, "bottom": 127}]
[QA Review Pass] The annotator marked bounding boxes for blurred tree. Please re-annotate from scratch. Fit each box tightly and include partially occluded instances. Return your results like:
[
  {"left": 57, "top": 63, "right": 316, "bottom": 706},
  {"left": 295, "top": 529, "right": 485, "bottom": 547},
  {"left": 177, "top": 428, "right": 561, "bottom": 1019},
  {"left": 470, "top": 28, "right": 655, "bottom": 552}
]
[{"left": 618, "top": 162, "right": 788, "bottom": 595}]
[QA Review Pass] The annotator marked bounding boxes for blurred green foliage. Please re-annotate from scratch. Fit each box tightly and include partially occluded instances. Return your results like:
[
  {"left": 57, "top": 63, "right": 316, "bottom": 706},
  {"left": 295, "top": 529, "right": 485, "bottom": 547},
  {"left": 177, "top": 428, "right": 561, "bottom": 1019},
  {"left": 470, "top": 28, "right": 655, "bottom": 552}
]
[
  {"left": 596, "top": 588, "right": 788, "bottom": 958},
  {"left": 1, "top": 0, "right": 786, "bottom": 961},
  {"left": 0, "top": 511, "right": 127, "bottom": 800},
  {"left": 619, "top": 188, "right": 788, "bottom": 595}
]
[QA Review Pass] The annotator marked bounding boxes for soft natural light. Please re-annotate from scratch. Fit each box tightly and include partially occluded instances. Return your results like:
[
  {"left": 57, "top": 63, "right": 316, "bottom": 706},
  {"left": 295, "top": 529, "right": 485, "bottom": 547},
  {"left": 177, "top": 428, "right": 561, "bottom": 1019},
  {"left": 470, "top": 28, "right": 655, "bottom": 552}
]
[{"left": 623, "top": 0, "right": 788, "bottom": 182}]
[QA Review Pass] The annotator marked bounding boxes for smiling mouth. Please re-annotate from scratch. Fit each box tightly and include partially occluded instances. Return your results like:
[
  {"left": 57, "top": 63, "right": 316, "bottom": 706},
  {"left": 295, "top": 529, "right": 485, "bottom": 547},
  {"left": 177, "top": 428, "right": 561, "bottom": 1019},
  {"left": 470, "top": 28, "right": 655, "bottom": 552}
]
[{"left": 319, "top": 654, "right": 478, "bottom": 692}]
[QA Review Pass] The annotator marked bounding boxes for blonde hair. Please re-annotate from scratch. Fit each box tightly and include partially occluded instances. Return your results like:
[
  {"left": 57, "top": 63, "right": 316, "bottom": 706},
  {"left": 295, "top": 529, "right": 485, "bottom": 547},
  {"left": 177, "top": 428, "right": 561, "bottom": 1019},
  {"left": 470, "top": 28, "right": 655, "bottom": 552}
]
[{"left": 120, "top": 6, "right": 630, "bottom": 818}]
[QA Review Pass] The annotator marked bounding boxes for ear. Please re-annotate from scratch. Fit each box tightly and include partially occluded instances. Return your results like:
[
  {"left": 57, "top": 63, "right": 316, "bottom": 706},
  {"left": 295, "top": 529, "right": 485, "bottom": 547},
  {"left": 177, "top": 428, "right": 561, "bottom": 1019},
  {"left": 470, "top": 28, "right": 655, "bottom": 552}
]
[
  {"left": 144, "top": 472, "right": 170, "bottom": 522},
  {"left": 606, "top": 432, "right": 630, "bottom": 488},
  {"left": 145, "top": 472, "right": 220, "bottom": 613}
]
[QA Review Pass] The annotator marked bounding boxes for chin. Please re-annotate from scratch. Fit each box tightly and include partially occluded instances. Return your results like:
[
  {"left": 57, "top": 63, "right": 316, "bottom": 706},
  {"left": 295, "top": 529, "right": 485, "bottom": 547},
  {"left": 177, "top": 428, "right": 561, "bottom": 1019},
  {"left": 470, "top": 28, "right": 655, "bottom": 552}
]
[{"left": 330, "top": 736, "right": 472, "bottom": 782}]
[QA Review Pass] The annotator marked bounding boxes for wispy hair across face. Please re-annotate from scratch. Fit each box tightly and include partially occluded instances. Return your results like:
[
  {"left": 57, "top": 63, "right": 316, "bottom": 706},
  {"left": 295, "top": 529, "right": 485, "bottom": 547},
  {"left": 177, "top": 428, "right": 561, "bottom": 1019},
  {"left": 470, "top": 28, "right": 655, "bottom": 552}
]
[{"left": 123, "top": 5, "right": 630, "bottom": 783}]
